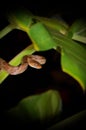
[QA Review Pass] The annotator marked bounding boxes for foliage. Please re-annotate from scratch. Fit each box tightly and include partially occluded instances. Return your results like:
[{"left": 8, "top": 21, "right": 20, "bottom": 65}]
[
  {"left": 0, "top": 7, "right": 86, "bottom": 129},
  {"left": 0, "top": 7, "right": 86, "bottom": 89}
]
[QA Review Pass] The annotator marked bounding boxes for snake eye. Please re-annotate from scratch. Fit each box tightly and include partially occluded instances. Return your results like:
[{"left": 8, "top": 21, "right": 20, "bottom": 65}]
[{"left": 28, "top": 59, "right": 42, "bottom": 69}]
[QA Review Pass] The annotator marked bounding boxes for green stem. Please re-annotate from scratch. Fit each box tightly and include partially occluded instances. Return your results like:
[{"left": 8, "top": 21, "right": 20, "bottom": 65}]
[
  {"left": 0, "top": 24, "right": 15, "bottom": 39},
  {"left": 0, "top": 44, "right": 35, "bottom": 84}
]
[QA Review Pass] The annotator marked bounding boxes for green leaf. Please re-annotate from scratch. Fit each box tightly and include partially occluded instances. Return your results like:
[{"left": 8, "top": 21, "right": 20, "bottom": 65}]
[
  {"left": 61, "top": 51, "right": 86, "bottom": 90},
  {"left": 67, "top": 19, "right": 86, "bottom": 44},
  {"left": 7, "top": 6, "right": 34, "bottom": 32},
  {"left": 29, "top": 22, "right": 57, "bottom": 51},
  {"left": 7, "top": 8, "right": 57, "bottom": 51},
  {"left": 32, "top": 15, "right": 86, "bottom": 89},
  {"left": 34, "top": 16, "right": 69, "bottom": 35},
  {"left": 6, "top": 90, "right": 62, "bottom": 123},
  {"left": 46, "top": 28, "right": 86, "bottom": 90}
]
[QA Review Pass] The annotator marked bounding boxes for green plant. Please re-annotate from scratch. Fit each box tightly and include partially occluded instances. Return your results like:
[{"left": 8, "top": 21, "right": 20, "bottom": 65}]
[{"left": 0, "top": 7, "right": 86, "bottom": 129}]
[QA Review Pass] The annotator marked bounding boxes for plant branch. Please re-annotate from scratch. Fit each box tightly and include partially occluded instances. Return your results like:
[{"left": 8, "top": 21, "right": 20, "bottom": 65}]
[
  {"left": 0, "top": 44, "right": 35, "bottom": 84},
  {"left": 0, "top": 24, "right": 15, "bottom": 39}
]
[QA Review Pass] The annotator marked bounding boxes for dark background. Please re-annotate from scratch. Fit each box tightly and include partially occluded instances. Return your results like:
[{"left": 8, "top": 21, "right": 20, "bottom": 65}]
[{"left": 0, "top": 0, "right": 86, "bottom": 17}]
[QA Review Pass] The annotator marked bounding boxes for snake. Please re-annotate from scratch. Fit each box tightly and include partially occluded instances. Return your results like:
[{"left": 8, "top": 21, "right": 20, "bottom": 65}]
[{"left": 0, "top": 55, "right": 46, "bottom": 75}]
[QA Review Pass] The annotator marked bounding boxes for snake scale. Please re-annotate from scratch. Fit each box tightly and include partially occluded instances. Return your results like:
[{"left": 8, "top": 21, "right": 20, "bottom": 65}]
[{"left": 0, "top": 55, "right": 46, "bottom": 75}]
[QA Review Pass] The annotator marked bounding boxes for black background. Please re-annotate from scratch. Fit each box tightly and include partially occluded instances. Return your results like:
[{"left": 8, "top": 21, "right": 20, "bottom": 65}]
[{"left": 0, "top": 0, "right": 86, "bottom": 17}]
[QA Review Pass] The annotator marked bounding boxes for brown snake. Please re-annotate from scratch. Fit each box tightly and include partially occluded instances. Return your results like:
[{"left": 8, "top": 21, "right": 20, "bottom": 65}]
[{"left": 0, "top": 55, "right": 46, "bottom": 75}]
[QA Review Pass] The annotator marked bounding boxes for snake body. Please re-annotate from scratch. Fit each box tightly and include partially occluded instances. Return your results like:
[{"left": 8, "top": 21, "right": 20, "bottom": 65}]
[{"left": 0, "top": 55, "right": 46, "bottom": 75}]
